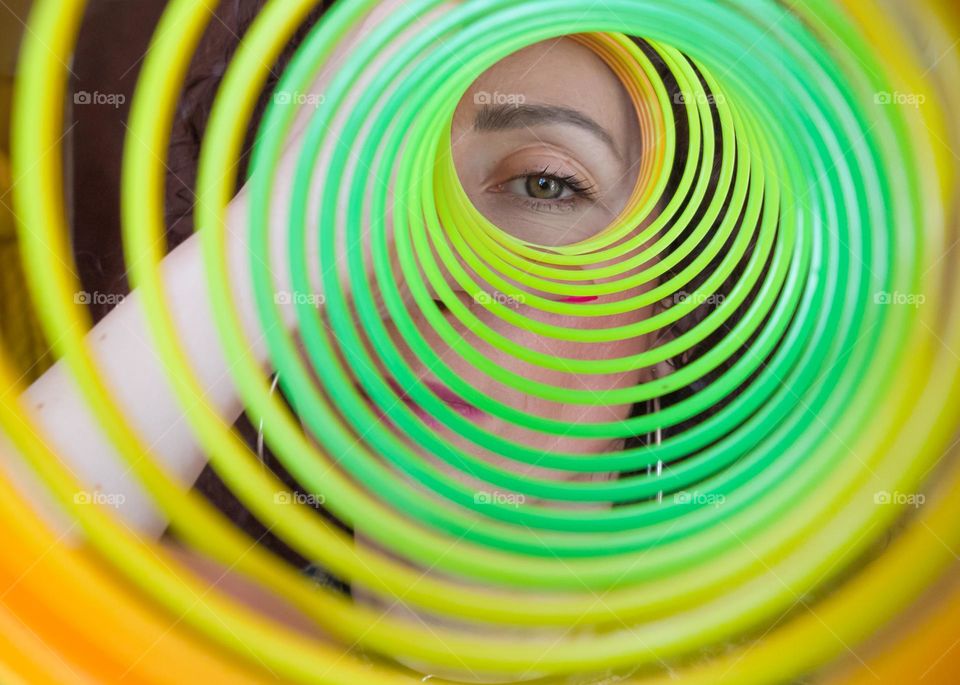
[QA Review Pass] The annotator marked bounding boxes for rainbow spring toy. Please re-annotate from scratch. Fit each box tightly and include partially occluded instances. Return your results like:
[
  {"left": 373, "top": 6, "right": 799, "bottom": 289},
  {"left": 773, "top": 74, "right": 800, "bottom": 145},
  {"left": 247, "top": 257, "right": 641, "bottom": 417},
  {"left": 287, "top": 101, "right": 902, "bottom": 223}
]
[{"left": 2, "top": 0, "right": 960, "bottom": 683}]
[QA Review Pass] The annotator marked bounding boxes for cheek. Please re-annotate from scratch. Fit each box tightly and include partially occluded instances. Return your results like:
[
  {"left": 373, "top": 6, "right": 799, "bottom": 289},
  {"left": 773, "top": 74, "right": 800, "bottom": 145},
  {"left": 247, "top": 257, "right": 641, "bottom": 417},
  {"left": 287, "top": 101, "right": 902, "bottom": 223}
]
[
  {"left": 479, "top": 307, "right": 650, "bottom": 394},
  {"left": 473, "top": 200, "right": 622, "bottom": 247}
]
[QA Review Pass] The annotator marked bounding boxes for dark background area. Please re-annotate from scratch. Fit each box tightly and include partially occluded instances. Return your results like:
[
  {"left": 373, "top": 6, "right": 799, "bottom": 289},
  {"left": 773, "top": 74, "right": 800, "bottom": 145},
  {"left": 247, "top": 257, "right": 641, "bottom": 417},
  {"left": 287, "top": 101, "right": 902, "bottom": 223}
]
[
  {"left": 72, "top": 0, "right": 168, "bottom": 321},
  {"left": 68, "top": 0, "right": 345, "bottom": 580}
]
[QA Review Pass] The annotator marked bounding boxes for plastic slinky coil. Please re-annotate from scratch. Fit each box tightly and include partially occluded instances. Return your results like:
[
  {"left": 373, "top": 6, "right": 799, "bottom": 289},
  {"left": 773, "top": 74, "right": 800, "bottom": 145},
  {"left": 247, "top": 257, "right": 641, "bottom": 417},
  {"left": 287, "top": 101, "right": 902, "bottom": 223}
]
[{"left": 3, "top": 0, "right": 960, "bottom": 683}]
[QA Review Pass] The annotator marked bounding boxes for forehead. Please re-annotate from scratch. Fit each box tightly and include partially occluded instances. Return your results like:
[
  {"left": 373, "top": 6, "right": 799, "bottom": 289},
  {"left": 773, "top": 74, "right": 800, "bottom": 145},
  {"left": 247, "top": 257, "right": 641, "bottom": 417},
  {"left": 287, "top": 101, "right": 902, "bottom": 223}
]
[{"left": 454, "top": 36, "right": 635, "bottom": 140}]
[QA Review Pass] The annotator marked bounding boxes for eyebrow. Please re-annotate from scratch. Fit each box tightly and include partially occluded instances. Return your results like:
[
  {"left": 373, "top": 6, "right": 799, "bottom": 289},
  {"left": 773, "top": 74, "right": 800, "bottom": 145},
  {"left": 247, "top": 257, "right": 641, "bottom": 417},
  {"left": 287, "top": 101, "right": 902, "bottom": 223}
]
[{"left": 473, "top": 103, "right": 622, "bottom": 161}]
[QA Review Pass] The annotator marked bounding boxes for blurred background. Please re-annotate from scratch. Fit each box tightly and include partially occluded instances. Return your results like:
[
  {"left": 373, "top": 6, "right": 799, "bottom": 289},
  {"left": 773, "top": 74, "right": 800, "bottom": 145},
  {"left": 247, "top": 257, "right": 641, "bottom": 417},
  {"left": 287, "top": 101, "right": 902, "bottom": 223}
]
[
  {"left": 1, "top": 0, "right": 170, "bottom": 381},
  {"left": 1, "top": 2, "right": 959, "bottom": 682},
  {"left": 0, "top": 0, "right": 47, "bottom": 381}
]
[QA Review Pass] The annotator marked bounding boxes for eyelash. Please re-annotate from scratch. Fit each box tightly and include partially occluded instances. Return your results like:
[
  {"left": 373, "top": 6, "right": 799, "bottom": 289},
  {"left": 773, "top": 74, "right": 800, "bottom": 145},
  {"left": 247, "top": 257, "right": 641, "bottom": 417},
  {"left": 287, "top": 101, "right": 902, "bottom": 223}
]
[{"left": 506, "top": 165, "right": 597, "bottom": 211}]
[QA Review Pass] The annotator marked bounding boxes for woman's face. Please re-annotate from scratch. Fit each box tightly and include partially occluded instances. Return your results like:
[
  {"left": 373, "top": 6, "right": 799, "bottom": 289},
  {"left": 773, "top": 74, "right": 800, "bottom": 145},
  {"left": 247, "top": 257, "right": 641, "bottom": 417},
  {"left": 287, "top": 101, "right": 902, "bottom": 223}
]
[
  {"left": 363, "top": 36, "right": 652, "bottom": 481},
  {"left": 451, "top": 37, "right": 643, "bottom": 247}
]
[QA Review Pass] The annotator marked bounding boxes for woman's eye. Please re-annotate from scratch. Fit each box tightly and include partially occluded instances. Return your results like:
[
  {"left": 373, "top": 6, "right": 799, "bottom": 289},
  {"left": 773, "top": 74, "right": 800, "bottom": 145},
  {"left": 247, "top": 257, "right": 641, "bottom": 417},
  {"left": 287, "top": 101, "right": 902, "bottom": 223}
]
[
  {"left": 524, "top": 175, "right": 570, "bottom": 200},
  {"left": 501, "top": 170, "right": 594, "bottom": 202}
]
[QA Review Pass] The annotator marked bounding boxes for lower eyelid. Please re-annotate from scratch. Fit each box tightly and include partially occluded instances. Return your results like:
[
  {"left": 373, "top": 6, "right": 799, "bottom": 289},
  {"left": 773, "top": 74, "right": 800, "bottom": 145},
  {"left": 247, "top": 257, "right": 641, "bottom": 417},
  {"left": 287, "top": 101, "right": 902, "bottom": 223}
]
[
  {"left": 512, "top": 195, "right": 582, "bottom": 214},
  {"left": 487, "top": 183, "right": 591, "bottom": 213}
]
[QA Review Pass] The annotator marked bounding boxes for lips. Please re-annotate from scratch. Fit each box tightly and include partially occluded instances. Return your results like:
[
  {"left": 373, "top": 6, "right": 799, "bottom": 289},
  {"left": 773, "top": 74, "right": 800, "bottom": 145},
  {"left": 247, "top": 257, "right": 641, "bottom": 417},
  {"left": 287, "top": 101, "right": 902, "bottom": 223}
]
[{"left": 361, "top": 378, "right": 484, "bottom": 429}]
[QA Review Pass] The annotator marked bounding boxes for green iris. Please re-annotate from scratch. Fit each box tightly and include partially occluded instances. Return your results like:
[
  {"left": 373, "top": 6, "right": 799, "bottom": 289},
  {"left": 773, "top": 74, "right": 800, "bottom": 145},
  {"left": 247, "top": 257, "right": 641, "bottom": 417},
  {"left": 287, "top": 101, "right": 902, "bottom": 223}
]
[{"left": 526, "top": 174, "right": 565, "bottom": 199}]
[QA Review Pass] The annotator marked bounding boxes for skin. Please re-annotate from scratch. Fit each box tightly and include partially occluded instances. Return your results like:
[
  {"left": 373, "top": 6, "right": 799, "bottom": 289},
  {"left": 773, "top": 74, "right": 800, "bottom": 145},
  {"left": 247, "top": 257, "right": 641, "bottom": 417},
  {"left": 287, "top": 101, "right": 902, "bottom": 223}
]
[{"left": 3, "top": 4, "right": 652, "bottom": 681}]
